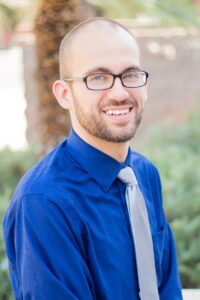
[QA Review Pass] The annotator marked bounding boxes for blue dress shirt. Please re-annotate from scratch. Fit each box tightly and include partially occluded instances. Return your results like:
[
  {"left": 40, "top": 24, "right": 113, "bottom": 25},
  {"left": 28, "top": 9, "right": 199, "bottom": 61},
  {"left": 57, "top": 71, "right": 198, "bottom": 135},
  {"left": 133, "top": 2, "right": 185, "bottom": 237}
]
[{"left": 3, "top": 129, "right": 183, "bottom": 300}]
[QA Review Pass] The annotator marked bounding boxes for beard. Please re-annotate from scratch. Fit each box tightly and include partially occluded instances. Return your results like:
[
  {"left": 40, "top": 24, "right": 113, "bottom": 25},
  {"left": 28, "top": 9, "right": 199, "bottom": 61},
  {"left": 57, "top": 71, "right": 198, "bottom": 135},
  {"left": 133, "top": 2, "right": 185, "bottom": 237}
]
[{"left": 71, "top": 91, "right": 142, "bottom": 143}]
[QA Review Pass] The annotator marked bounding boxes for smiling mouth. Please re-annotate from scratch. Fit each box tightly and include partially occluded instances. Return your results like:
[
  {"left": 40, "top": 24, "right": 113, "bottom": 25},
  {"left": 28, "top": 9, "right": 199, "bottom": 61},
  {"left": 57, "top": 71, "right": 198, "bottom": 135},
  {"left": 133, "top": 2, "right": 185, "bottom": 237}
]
[{"left": 103, "top": 106, "right": 133, "bottom": 116}]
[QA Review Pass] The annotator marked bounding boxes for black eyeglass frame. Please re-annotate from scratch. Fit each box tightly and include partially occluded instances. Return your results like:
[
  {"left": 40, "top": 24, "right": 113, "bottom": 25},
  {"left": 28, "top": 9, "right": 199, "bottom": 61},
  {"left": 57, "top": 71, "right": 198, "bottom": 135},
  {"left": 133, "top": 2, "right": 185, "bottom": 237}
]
[{"left": 62, "top": 70, "right": 149, "bottom": 91}]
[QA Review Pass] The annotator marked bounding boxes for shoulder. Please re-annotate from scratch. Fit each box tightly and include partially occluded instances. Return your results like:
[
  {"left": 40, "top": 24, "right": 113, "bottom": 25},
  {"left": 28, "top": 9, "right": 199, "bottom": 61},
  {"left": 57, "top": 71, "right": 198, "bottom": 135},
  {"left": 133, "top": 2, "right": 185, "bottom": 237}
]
[
  {"left": 129, "top": 149, "right": 162, "bottom": 194},
  {"left": 3, "top": 137, "right": 81, "bottom": 225},
  {"left": 130, "top": 149, "right": 160, "bottom": 177},
  {"left": 12, "top": 139, "right": 74, "bottom": 202}
]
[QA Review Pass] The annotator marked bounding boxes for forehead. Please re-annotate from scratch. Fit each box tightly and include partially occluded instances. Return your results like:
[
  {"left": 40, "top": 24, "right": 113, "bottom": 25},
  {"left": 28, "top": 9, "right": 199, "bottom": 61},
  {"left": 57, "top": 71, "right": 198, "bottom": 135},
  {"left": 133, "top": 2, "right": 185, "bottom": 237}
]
[{"left": 70, "top": 23, "right": 140, "bottom": 75}]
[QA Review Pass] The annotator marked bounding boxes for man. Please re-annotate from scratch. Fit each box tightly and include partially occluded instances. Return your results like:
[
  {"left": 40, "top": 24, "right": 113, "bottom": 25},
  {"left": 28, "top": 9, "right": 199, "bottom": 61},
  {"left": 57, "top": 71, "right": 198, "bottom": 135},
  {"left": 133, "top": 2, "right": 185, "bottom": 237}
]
[{"left": 3, "top": 18, "right": 182, "bottom": 299}]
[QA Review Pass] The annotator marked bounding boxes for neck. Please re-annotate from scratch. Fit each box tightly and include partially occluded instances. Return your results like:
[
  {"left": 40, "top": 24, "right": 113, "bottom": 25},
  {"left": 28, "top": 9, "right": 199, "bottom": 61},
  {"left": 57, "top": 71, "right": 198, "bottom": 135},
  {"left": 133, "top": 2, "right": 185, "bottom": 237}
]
[{"left": 73, "top": 127, "right": 130, "bottom": 163}]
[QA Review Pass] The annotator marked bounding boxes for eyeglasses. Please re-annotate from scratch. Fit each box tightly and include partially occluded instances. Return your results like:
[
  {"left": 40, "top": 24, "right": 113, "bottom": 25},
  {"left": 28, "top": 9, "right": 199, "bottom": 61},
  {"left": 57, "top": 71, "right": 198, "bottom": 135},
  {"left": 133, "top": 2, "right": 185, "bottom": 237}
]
[{"left": 62, "top": 70, "right": 149, "bottom": 91}]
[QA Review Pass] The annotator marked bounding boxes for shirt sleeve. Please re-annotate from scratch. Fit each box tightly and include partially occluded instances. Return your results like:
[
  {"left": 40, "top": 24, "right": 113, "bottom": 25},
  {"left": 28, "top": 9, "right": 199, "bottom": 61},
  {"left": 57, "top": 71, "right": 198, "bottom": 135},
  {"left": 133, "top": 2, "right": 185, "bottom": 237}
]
[
  {"left": 3, "top": 194, "right": 95, "bottom": 300},
  {"left": 159, "top": 223, "right": 183, "bottom": 300}
]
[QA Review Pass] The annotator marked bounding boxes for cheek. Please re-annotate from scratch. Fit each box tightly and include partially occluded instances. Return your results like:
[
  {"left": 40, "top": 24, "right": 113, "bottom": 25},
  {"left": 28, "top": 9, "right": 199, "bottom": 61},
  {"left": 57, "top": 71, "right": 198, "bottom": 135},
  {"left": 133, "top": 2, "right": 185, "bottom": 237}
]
[
  {"left": 131, "top": 88, "right": 147, "bottom": 107},
  {"left": 83, "top": 91, "right": 105, "bottom": 113},
  {"left": 73, "top": 84, "right": 97, "bottom": 104},
  {"left": 72, "top": 91, "right": 97, "bottom": 115},
  {"left": 73, "top": 84, "right": 118, "bottom": 112}
]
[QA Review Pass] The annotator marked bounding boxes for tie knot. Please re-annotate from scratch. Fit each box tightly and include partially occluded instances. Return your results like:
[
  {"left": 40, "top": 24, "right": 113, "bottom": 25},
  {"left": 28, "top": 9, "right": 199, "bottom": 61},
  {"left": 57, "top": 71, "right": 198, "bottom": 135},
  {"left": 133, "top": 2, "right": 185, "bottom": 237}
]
[{"left": 118, "top": 166, "right": 138, "bottom": 187}]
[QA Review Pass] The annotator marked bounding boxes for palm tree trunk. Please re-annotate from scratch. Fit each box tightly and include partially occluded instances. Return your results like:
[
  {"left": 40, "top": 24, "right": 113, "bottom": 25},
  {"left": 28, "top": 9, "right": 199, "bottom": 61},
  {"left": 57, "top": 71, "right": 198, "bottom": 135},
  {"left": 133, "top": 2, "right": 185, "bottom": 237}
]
[{"left": 34, "top": 0, "right": 101, "bottom": 153}]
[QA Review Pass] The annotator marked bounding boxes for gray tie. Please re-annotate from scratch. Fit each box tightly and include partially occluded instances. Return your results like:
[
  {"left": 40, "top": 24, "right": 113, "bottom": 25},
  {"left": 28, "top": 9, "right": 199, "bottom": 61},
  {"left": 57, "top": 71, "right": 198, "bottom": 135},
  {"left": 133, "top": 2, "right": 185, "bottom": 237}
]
[{"left": 118, "top": 166, "right": 159, "bottom": 300}]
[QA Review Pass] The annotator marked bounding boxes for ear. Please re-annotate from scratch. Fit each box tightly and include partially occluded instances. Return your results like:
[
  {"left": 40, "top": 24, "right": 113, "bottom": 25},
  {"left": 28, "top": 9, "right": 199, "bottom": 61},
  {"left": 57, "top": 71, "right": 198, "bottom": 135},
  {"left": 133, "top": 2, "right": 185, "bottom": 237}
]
[{"left": 52, "top": 80, "right": 71, "bottom": 110}]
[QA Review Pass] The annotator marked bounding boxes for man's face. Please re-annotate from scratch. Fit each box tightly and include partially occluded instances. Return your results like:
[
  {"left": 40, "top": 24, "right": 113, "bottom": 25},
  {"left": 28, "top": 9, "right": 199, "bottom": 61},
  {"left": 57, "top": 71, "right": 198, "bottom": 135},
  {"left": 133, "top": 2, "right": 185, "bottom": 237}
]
[{"left": 66, "top": 25, "right": 147, "bottom": 143}]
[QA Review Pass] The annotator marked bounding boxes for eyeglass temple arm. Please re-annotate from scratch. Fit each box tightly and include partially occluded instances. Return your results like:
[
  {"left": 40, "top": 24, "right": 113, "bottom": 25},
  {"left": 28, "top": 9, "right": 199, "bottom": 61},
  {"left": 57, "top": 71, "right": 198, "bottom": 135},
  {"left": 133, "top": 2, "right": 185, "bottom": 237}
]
[{"left": 62, "top": 77, "right": 83, "bottom": 82}]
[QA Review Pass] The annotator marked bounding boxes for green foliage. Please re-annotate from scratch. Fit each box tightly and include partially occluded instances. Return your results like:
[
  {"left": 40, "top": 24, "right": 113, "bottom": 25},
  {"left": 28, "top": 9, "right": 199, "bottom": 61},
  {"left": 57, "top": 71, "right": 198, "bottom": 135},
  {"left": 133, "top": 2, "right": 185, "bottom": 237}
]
[
  {"left": 0, "top": 147, "right": 39, "bottom": 299},
  {"left": 87, "top": 0, "right": 147, "bottom": 18},
  {"left": 88, "top": 0, "right": 200, "bottom": 28},
  {"left": 155, "top": 0, "right": 200, "bottom": 27},
  {"left": 0, "top": 194, "right": 14, "bottom": 300},
  {"left": 0, "top": 2, "right": 19, "bottom": 30},
  {"left": 137, "top": 107, "right": 200, "bottom": 288},
  {"left": 0, "top": 147, "right": 39, "bottom": 197}
]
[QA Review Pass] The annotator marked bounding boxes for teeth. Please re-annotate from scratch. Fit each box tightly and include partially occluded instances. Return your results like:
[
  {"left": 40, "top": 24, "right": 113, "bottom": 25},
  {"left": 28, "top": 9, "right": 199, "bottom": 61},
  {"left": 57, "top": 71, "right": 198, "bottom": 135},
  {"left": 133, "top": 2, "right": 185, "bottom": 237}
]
[{"left": 105, "top": 109, "right": 129, "bottom": 115}]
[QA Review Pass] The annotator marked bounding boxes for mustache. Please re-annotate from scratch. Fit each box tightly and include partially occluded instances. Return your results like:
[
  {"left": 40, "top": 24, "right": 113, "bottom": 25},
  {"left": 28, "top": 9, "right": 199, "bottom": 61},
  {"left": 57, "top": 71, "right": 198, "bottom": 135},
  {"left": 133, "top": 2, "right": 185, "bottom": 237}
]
[{"left": 99, "top": 99, "right": 138, "bottom": 109}]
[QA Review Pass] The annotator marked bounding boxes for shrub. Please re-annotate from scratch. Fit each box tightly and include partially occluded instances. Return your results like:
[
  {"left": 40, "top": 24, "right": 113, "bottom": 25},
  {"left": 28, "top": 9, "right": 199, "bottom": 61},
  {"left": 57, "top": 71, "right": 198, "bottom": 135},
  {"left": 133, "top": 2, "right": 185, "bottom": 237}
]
[
  {"left": 0, "top": 193, "right": 14, "bottom": 300},
  {"left": 0, "top": 147, "right": 38, "bottom": 299},
  {"left": 137, "top": 108, "right": 200, "bottom": 288}
]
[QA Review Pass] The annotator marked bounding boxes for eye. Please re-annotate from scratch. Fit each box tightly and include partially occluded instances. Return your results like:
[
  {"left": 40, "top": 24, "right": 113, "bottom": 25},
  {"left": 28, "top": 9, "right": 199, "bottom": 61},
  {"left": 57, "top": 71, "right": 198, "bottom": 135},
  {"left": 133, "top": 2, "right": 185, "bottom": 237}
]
[
  {"left": 123, "top": 72, "right": 140, "bottom": 80},
  {"left": 88, "top": 74, "right": 110, "bottom": 82}
]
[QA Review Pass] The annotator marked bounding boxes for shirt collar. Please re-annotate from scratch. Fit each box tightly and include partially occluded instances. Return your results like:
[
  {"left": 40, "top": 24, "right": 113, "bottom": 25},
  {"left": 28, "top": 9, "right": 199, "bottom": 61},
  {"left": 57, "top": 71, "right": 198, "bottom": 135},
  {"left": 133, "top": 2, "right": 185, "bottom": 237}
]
[{"left": 66, "top": 129, "right": 131, "bottom": 191}]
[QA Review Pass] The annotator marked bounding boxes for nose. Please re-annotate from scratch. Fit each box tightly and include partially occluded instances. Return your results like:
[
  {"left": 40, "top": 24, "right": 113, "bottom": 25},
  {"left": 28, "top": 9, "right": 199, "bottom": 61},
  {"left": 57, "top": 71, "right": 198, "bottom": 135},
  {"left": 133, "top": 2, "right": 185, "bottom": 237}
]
[{"left": 107, "top": 77, "right": 129, "bottom": 101}]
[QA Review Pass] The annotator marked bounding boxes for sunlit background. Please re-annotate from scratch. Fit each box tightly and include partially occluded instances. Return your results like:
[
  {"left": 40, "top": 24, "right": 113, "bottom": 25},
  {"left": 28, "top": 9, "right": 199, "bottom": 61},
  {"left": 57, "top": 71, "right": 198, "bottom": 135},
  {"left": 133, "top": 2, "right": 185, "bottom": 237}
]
[
  {"left": 0, "top": 46, "right": 27, "bottom": 149},
  {"left": 0, "top": 0, "right": 200, "bottom": 299}
]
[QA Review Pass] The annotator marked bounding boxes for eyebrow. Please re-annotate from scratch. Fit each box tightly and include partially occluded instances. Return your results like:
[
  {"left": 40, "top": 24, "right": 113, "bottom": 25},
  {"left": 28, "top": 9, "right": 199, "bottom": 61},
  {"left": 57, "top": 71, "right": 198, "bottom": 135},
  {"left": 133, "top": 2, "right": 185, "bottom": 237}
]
[{"left": 84, "top": 65, "right": 141, "bottom": 75}]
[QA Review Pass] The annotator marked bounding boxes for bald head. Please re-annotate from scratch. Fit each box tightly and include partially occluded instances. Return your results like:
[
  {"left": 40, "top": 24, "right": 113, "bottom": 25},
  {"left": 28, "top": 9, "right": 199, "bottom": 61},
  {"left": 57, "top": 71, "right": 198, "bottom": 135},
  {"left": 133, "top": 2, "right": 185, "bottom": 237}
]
[{"left": 59, "top": 18, "right": 138, "bottom": 79}]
